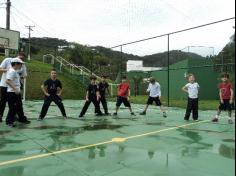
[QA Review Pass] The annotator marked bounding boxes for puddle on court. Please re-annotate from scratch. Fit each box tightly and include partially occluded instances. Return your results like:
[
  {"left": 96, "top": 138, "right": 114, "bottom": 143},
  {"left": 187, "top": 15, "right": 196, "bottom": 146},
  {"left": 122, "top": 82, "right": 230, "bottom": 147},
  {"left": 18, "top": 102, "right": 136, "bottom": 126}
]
[
  {"left": 146, "top": 122, "right": 165, "bottom": 126},
  {"left": 0, "top": 130, "right": 11, "bottom": 135},
  {"left": 51, "top": 124, "right": 125, "bottom": 136},
  {"left": 222, "top": 139, "right": 235, "bottom": 143},
  {"left": 218, "top": 144, "right": 235, "bottom": 159}
]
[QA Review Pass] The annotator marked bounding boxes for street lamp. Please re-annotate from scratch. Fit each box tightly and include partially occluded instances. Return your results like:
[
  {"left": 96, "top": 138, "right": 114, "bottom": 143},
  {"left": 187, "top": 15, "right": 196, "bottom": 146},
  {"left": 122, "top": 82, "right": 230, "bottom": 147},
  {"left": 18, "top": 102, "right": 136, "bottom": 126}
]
[{"left": 90, "top": 48, "right": 99, "bottom": 75}]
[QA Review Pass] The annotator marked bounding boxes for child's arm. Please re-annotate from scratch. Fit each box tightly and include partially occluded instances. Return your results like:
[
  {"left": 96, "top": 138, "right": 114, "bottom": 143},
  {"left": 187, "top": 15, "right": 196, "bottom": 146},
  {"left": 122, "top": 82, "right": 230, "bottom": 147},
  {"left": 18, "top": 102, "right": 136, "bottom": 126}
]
[
  {"left": 147, "top": 84, "right": 151, "bottom": 92},
  {"left": 41, "top": 85, "right": 50, "bottom": 96},
  {"left": 219, "top": 89, "right": 224, "bottom": 103},
  {"left": 57, "top": 87, "right": 62, "bottom": 96},
  {"left": 230, "top": 88, "right": 234, "bottom": 104},
  {"left": 182, "top": 86, "right": 188, "bottom": 93},
  {"left": 96, "top": 91, "right": 101, "bottom": 101},
  {"left": 127, "top": 88, "right": 131, "bottom": 101},
  {"left": 0, "top": 68, "right": 8, "bottom": 73},
  {"left": 6, "top": 79, "right": 20, "bottom": 95},
  {"left": 85, "top": 91, "right": 89, "bottom": 101}
]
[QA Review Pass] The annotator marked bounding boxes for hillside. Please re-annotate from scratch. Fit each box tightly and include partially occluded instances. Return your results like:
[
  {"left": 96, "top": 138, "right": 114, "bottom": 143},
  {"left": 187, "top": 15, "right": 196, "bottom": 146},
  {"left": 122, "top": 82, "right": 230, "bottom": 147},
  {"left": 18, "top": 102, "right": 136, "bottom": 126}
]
[{"left": 0, "top": 56, "right": 86, "bottom": 100}]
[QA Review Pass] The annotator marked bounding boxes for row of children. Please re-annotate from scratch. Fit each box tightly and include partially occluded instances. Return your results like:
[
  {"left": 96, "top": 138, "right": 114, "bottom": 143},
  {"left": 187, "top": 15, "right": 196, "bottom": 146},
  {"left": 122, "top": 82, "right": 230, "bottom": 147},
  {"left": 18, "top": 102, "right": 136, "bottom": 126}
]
[{"left": 0, "top": 54, "right": 234, "bottom": 127}]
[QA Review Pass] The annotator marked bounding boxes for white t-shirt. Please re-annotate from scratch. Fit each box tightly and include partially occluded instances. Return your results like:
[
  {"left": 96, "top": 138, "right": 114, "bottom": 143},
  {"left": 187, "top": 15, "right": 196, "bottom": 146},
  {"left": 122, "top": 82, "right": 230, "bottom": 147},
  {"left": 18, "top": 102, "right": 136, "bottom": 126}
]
[
  {"left": 147, "top": 82, "right": 161, "bottom": 97},
  {"left": 184, "top": 82, "right": 200, "bottom": 99},
  {"left": 6, "top": 67, "right": 21, "bottom": 93},
  {"left": 0, "top": 57, "right": 27, "bottom": 87}
]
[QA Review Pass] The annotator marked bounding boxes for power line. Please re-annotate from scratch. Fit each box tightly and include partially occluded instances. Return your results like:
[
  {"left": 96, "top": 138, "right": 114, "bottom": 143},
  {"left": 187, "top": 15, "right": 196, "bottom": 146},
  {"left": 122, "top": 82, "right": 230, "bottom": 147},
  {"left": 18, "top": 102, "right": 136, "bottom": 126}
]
[{"left": 11, "top": 5, "right": 56, "bottom": 38}]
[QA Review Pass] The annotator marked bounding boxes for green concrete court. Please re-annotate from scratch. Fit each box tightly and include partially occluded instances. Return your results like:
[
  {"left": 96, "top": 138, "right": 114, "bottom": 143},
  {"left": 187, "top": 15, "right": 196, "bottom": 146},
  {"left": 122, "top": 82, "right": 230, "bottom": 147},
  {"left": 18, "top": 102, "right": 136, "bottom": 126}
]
[{"left": 0, "top": 100, "right": 235, "bottom": 176}]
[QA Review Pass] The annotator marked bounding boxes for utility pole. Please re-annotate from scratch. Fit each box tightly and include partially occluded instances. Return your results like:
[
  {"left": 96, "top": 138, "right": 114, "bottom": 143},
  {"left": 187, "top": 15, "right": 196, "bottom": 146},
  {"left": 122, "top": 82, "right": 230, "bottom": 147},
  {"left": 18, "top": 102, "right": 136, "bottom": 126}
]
[
  {"left": 25, "top": 25, "right": 35, "bottom": 61},
  {"left": 5, "top": 0, "right": 11, "bottom": 57},
  {"left": 6, "top": 0, "right": 11, "bottom": 29}
]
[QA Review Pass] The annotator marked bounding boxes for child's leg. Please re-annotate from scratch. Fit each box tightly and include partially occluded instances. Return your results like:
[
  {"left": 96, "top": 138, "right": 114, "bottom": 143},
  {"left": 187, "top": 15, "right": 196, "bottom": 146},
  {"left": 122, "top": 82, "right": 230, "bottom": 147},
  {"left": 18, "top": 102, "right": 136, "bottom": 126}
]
[
  {"left": 92, "top": 99, "right": 103, "bottom": 115},
  {"left": 101, "top": 96, "right": 109, "bottom": 114},
  {"left": 16, "top": 94, "right": 29, "bottom": 122},
  {"left": 192, "top": 98, "right": 199, "bottom": 120},
  {"left": 6, "top": 93, "right": 17, "bottom": 125},
  {"left": 79, "top": 100, "right": 91, "bottom": 117},
  {"left": 115, "top": 97, "right": 122, "bottom": 114},
  {"left": 39, "top": 96, "right": 52, "bottom": 119},
  {"left": 185, "top": 98, "right": 192, "bottom": 120},
  {"left": 53, "top": 96, "right": 67, "bottom": 117},
  {"left": 123, "top": 98, "right": 134, "bottom": 114}
]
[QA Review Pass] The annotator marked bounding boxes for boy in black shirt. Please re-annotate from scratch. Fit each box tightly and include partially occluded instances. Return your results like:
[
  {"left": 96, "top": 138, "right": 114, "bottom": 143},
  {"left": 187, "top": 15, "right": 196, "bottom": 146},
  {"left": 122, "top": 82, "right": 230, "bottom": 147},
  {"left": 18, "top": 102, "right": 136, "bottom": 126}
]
[
  {"left": 38, "top": 69, "right": 67, "bottom": 120},
  {"left": 98, "top": 76, "right": 110, "bottom": 115},
  {"left": 79, "top": 76, "right": 103, "bottom": 118}
]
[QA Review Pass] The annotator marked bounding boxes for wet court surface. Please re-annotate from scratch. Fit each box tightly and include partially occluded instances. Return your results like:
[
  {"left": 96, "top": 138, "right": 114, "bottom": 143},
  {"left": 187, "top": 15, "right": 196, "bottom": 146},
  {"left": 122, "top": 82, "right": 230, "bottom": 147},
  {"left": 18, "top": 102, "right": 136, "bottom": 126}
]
[{"left": 0, "top": 100, "right": 235, "bottom": 176}]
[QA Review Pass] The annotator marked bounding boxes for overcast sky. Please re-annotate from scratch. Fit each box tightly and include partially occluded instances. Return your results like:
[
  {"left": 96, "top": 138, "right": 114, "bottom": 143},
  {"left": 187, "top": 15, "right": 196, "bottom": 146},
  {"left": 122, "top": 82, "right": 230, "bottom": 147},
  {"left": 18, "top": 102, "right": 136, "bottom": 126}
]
[{"left": 0, "top": 0, "right": 235, "bottom": 56}]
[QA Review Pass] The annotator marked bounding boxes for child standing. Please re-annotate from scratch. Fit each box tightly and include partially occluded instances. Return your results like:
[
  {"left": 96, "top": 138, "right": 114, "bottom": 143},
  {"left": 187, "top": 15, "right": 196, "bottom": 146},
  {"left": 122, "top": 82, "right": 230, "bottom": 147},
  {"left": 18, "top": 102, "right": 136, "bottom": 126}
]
[
  {"left": 79, "top": 76, "right": 103, "bottom": 118},
  {"left": 140, "top": 77, "right": 167, "bottom": 117},
  {"left": 98, "top": 76, "right": 110, "bottom": 115},
  {"left": 182, "top": 74, "right": 200, "bottom": 121},
  {"left": 5, "top": 58, "right": 30, "bottom": 127},
  {"left": 113, "top": 76, "right": 135, "bottom": 116},
  {"left": 212, "top": 73, "right": 234, "bottom": 124},
  {"left": 38, "top": 69, "right": 67, "bottom": 120}
]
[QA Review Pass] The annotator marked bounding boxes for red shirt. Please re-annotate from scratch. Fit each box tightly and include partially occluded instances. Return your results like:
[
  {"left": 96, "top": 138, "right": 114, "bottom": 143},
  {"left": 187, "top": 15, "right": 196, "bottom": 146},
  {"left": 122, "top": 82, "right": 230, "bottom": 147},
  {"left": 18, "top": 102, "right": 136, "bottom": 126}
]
[
  {"left": 218, "top": 83, "right": 233, "bottom": 100},
  {"left": 117, "top": 82, "right": 130, "bottom": 97}
]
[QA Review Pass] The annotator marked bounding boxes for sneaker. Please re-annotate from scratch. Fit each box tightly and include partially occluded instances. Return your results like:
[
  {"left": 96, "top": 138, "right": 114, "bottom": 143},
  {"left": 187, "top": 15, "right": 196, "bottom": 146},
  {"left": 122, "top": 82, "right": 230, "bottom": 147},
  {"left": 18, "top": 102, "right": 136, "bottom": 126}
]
[
  {"left": 131, "top": 112, "right": 136, "bottom": 116},
  {"left": 228, "top": 119, "right": 233, "bottom": 124},
  {"left": 20, "top": 120, "right": 31, "bottom": 124},
  {"left": 96, "top": 113, "right": 104, "bottom": 117},
  {"left": 78, "top": 115, "right": 84, "bottom": 118},
  {"left": 194, "top": 119, "right": 199, "bottom": 122},
  {"left": 105, "top": 113, "right": 111, "bottom": 116},
  {"left": 163, "top": 112, "right": 167, "bottom": 118},
  {"left": 63, "top": 115, "right": 68, "bottom": 119},
  {"left": 7, "top": 123, "right": 16, "bottom": 128},
  {"left": 113, "top": 113, "right": 118, "bottom": 116},
  {"left": 212, "top": 117, "right": 219, "bottom": 122},
  {"left": 140, "top": 112, "right": 146, "bottom": 115},
  {"left": 37, "top": 117, "right": 43, "bottom": 121}
]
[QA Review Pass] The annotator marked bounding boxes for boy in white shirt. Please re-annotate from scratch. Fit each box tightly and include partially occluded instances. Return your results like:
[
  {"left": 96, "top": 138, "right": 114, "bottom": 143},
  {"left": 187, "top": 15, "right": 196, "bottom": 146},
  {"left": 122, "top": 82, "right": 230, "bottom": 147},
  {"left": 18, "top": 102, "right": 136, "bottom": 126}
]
[
  {"left": 182, "top": 74, "right": 200, "bottom": 121},
  {"left": 0, "top": 52, "right": 27, "bottom": 122},
  {"left": 140, "top": 77, "right": 167, "bottom": 117},
  {"left": 5, "top": 58, "right": 30, "bottom": 127}
]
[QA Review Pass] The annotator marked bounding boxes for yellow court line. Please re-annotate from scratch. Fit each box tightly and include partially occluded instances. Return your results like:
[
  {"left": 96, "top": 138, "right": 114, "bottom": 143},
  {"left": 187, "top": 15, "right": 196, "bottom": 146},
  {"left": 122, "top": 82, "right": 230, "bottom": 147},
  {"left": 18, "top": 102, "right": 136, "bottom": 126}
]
[{"left": 0, "top": 120, "right": 210, "bottom": 167}]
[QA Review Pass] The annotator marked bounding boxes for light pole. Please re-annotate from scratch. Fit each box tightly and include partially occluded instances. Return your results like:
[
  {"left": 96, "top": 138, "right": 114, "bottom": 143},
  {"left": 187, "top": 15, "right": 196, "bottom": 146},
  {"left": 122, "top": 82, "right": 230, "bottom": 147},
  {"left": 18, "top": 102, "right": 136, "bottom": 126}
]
[{"left": 90, "top": 48, "right": 98, "bottom": 75}]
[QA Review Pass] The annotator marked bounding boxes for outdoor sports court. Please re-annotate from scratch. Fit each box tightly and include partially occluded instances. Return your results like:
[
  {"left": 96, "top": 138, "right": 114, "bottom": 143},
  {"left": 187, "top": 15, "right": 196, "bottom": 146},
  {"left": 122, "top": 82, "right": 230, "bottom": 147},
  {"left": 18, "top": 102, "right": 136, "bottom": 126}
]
[{"left": 0, "top": 100, "right": 234, "bottom": 176}]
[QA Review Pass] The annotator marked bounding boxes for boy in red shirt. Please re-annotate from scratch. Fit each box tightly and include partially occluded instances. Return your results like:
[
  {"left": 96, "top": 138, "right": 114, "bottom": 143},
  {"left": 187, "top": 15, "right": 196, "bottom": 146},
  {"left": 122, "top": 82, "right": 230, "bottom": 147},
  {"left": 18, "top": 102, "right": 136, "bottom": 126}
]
[
  {"left": 212, "top": 73, "right": 234, "bottom": 124},
  {"left": 113, "top": 76, "right": 135, "bottom": 116}
]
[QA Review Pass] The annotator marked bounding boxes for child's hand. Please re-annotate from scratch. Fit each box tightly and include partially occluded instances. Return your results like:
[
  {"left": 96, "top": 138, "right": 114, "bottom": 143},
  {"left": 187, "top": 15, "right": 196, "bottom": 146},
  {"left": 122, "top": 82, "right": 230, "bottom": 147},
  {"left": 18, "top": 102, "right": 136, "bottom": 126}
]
[
  {"left": 230, "top": 99, "right": 233, "bottom": 104},
  {"left": 127, "top": 96, "right": 130, "bottom": 101},
  {"left": 220, "top": 99, "right": 224, "bottom": 104},
  {"left": 86, "top": 97, "right": 89, "bottom": 101},
  {"left": 45, "top": 93, "right": 50, "bottom": 97}
]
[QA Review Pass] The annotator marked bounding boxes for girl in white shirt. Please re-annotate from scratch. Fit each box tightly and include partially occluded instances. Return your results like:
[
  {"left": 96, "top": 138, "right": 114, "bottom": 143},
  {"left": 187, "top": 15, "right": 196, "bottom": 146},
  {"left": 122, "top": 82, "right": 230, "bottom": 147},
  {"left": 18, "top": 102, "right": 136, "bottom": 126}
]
[{"left": 182, "top": 74, "right": 200, "bottom": 121}]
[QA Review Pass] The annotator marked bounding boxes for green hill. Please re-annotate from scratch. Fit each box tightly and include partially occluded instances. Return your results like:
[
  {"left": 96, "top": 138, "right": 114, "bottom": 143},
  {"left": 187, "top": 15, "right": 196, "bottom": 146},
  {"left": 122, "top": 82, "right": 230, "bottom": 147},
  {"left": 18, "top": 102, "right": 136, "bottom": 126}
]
[{"left": 0, "top": 56, "right": 85, "bottom": 100}]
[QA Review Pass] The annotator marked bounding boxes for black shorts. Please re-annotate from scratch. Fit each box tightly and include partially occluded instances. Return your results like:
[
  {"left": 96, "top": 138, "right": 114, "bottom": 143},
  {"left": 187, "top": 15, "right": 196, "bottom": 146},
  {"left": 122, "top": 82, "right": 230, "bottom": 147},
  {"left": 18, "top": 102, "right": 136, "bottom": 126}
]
[
  {"left": 147, "top": 96, "right": 162, "bottom": 106},
  {"left": 219, "top": 99, "right": 233, "bottom": 111},
  {"left": 116, "top": 96, "right": 131, "bottom": 107}
]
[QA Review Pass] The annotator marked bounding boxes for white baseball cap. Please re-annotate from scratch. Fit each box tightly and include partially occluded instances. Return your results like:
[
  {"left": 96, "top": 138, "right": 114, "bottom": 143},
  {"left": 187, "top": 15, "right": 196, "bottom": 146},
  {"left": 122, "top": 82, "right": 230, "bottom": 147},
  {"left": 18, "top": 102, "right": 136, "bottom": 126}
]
[{"left": 11, "top": 58, "right": 25, "bottom": 64}]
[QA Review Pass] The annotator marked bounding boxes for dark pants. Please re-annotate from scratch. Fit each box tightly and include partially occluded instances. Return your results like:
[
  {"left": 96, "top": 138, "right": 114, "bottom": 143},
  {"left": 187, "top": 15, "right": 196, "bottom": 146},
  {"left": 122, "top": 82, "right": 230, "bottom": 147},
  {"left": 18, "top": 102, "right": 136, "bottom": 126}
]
[
  {"left": 0, "top": 87, "right": 8, "bottom": 118},
  {"left": 40, "top": 95, "right": 66, "bottom": 119},
  {"left": 80, "top": 98, "right": 102, "bottom": 117},
  {"left": 185, "top": 98, "right": 198, "bottom": 120},
  {"left": 99, "top": 96, "right": 108, "bottom": 114},
  {"left": 6, "top": 93, "right": 27, "bottom": 124}
]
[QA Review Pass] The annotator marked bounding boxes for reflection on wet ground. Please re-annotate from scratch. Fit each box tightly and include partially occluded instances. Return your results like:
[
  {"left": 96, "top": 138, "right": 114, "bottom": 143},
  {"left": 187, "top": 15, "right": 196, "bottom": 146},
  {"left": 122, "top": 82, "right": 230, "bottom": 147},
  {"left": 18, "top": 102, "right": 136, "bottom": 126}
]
[{"left": 218, "top": 144, "right": 235, "bottom": 159}]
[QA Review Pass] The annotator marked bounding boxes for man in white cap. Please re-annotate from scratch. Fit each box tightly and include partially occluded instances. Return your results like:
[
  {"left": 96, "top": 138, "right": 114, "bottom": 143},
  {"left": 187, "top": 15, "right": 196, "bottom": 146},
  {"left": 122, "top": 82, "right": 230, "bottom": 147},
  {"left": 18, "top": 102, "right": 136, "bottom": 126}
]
[{"left": 0, "top": 52, "right": 29, "bottom": 124}]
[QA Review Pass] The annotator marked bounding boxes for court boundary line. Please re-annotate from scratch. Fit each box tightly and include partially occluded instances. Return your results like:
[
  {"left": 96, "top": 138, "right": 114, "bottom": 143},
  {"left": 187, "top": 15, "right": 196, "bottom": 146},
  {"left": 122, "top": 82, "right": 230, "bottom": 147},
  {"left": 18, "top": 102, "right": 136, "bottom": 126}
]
[{"left": 0, "top": 120, "right": 210, "bottom": 167}]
